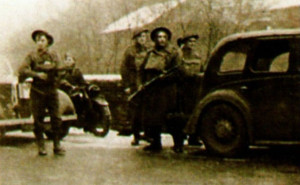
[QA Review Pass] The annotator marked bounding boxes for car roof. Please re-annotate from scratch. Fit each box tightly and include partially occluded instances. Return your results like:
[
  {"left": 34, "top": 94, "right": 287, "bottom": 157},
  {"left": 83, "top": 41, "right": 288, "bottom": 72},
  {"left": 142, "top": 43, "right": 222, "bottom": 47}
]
[{"left": 211, "top": 29, "right": 300, "bottom": 55}]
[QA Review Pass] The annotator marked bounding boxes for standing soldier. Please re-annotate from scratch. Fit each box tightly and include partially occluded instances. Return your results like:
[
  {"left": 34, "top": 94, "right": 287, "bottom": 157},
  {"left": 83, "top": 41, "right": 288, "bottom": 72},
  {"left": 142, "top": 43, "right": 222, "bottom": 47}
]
[
  {"left": 120, "top": 29, "right": 149, "bottom": 146},
  {"left": 177, "top": 34, "right": 204, "bottom": 73},
  {"left": 139, "top": 27, "right": 184, "bottom": 153},
  {"left": 177, "top": 34, "right": 203, "bottom": 146},
  {"left": 18, "top": 30, "right": 65, "bottom": 156}
]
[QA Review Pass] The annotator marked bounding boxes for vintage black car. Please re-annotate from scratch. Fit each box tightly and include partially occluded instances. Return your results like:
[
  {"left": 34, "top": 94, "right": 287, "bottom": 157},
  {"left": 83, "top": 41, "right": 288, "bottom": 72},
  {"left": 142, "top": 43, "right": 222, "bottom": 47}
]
[{"left": 185, "top": 29, "right": 300, "bottom": 157}]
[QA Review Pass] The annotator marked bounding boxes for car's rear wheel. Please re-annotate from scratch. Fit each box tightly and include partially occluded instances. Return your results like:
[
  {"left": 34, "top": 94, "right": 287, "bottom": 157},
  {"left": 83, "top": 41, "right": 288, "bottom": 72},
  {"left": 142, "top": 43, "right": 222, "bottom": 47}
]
[{"left": 200, "top": 103, "right": 248, "bottom": 157}]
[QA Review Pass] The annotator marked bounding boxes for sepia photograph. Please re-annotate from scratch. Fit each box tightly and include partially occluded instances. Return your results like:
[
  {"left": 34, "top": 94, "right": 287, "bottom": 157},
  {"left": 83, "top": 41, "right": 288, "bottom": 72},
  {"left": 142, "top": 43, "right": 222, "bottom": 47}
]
[{"left": 0, "top": 0, "right": 300, "bottom": 184}]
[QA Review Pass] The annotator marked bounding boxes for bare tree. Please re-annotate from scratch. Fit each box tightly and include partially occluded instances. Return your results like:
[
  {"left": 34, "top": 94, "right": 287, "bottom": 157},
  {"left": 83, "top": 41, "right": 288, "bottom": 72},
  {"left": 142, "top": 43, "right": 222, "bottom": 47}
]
[
  {"left": 172, "top": 0, "right": 268, "bottom": 60},
  {"left": 6, "top": 0, "right": 298, "bottom": 75}
]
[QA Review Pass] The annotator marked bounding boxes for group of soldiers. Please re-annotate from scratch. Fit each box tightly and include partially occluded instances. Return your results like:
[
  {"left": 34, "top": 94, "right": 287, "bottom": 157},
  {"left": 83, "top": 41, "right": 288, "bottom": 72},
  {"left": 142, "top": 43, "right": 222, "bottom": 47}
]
[
  {"left": 121, "top": 27, "right": 204, "bottom": 153},
  {"left": 17, "top": 26, "right": 204, "bottom": 156}
]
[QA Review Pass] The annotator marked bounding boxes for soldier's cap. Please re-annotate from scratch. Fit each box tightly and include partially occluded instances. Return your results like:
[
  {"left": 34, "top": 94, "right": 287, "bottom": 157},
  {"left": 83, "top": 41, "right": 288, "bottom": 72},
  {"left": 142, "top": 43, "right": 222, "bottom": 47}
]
[
  {"left": 177, "top": 34, "right": 199, "bottom": 47},
  {"left": 150, "top": 27, "right": 172, "bottom": 41},
  {"left": 32, "top": 30, "right": 54, "bottom": 46},
  {"left": 132, "top": 29, "right": 149, "bottom": 39}
]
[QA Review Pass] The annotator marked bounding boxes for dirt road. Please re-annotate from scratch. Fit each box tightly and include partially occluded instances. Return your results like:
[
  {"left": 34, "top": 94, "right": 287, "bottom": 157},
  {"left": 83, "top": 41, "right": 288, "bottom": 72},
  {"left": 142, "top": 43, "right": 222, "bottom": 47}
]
[{"left": 1, "top": 129, "right": 300, "bottom": 185}]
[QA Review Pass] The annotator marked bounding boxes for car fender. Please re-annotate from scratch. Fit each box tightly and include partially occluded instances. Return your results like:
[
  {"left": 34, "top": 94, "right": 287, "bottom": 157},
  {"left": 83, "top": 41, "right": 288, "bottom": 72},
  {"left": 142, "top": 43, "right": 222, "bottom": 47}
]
[
  {"left": 57, "top": 89, "right": 76, "bottom": 116},
  {"left": 184, "top": 89, "right": 254, "bottom": 143},
  {"left": 91, "top": 96, "right": 112, "bottom": 127},
  {"left": 92, "top": 95, "right": 111, "bottom": 119}
]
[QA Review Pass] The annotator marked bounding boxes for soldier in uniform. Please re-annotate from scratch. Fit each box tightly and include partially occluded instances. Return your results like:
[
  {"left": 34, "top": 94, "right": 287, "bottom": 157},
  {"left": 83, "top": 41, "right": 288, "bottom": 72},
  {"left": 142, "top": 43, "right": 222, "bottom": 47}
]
[
  {"left": 139, "top": 27, "right": 184, "bottom": 152},
  {"left": 18, "top": 30, "right": 65, "bottom": 156},
  {"left": 177, "top": 34, "right": 204, "bottom": 73},
  {"left": 60, "top": 53, "right": 87, "bottom": 93},
  {"left": 177, "top": 34, "right": 204, "bottom": 146},
  {"left": 120, "top": 29, "right": 149, "bottom": 145}
]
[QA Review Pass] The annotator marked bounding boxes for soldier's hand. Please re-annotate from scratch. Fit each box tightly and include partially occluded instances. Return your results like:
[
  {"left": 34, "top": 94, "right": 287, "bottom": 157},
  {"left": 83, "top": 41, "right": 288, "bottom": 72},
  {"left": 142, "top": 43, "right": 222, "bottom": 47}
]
[
  {"left": 36, "top": 72, "right": 48, "bottom": 80},
  {"left": 124, "top": 88, "right": 131, "bottom": 94},
  {"left": 138, "top": 85, "right": 144, "bottom": 91},
  {"left": 159, "top": 72, "right": 166, "bottom": 79}
]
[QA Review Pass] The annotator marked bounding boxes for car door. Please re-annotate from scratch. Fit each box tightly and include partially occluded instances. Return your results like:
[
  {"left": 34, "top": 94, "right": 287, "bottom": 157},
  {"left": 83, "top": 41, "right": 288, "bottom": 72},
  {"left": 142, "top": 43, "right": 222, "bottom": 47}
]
[
  {"left": 245, "top": 38, "right": 299, "bottom": 141},
  {"left": 287, "top": 39, "right": 300, "bottom": 140}
]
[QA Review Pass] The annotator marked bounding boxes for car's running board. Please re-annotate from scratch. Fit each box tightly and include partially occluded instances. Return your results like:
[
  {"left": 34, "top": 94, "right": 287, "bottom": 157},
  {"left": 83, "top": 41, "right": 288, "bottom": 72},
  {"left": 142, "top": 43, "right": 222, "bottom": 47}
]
[
  {"left": 254, "top": 140, "right": 300, "bottom": 145},
  {"left": 0, "top": 115, "right": 77, "bottom": 127}
]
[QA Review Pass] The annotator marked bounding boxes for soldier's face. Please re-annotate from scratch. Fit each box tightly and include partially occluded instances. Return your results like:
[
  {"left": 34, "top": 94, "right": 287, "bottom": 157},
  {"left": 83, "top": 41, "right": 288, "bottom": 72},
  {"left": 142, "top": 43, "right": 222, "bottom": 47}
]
[
  {"left": 186, "top": 38, "right": 197, "bottom": 49},
  {"left": 64, "top": 56, "right": 75, "bottom": 67},
  {"left": 36, "top": 35, "right": 48, "bottom": 50},
  {"left": 156, "top": 31, "right": 168, "bottom": 47},
  {"left": 136, "top": 32, "right": 147, "bottom": 46}
]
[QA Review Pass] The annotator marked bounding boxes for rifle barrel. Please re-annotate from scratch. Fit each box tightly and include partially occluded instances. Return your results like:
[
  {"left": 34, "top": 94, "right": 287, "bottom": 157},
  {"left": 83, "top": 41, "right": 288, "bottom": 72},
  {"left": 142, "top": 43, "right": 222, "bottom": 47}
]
[{"left": 127, "top": 64, "right": 180, "bottom": 102}]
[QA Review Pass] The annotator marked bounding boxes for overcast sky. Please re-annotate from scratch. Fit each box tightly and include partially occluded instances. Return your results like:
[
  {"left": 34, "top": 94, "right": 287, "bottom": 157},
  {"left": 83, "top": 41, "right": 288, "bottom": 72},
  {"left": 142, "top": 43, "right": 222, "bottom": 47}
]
[{"left": 0, "top": 0, "right": 70, "bottom": 49}]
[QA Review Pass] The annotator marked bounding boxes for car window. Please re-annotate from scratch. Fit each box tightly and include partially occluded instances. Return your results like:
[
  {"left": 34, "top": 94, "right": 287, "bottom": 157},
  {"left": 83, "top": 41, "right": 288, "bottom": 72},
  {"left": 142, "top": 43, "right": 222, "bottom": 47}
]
[
  {"left": 269, "top": 52, "right": 289, "bottom": 72},
  {"left": 250, "top": 39, "right": 290, "bottom": 73},
  {"left": 220, "top": 52, "right": 247, "bottom": 72}
]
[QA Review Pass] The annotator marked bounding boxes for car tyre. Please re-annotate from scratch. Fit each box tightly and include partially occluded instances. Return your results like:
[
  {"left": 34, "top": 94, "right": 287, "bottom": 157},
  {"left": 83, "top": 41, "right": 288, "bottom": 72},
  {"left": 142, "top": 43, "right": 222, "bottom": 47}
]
[{"left": 200, "top": 103, "right": 248, "bottom": 157}]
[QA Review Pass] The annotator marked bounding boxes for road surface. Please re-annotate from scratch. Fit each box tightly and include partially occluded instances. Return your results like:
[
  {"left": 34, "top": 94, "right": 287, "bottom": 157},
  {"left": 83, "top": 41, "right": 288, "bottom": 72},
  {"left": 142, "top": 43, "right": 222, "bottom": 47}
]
[{"left": 1, "top": 129, "right": 300, "bottom": 185}]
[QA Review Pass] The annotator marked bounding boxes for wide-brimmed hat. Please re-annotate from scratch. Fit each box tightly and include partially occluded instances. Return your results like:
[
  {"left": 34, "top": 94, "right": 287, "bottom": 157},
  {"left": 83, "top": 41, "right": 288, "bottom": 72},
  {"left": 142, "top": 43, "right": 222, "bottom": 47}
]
[
  {"left": 132, "top": 29, "right": 149, "bottom": 39},
  {"left": 150, "top": 27, "right": 172, "bottom": 41},
  {"left": 31, "top": 30, "right": 54, "bottom": 46},
  {"left": 177, "top": 34, "right": 199, "bottom": 46}
]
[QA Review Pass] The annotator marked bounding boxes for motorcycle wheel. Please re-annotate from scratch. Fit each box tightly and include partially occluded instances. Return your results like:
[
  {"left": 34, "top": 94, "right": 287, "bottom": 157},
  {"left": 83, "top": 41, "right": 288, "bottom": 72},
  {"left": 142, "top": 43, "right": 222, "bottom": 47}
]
[{"left": 89, "top": 105, "right": 111, "bottom": 137}]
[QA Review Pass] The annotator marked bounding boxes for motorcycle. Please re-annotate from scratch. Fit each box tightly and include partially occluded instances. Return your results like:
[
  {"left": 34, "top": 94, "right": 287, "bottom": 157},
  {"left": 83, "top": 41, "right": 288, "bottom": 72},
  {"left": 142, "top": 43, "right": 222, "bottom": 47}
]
[
  {"left": 66, "top": 84, "right": 111, "bottom": 137},
  {"left": 44, "top": 83, "right": 111, "bottom": 139}
]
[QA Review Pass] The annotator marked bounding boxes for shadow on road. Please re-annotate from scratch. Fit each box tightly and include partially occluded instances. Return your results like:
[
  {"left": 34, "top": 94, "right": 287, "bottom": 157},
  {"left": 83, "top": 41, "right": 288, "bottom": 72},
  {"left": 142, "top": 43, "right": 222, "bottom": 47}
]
[
  {"left": 247, "top": 145, "right": 300, "bottom": 163},
  {"left": 186, "top": 145, "right": 300, "bottom": 164},
  {"left": 0, "top": 135, "right": 35, "bottom": 147}
]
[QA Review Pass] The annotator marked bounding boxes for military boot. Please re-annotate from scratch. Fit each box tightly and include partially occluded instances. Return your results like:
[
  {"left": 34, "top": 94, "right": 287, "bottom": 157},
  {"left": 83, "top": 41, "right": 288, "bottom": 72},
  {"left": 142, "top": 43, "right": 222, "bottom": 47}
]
[
  {"left": 143, "top": 139, "right": 162, "bottom": 152},
  {"left": 188, "top": 135, "right": 202, "bottom": 146},
  {"left": 34, "top": 130, "right": 47, "bottom": 156},
  {"left": 53, "top": 135, "right": 65, "bottom": 156},
  {"left": 131, "top": 133, "right": 140, "bottom": 146},
  {"left": 37, "top": 139, "right": 47, "bottom": 156},
  {"left": 171, "top": 134, "right": 184, "bottom": 153}
]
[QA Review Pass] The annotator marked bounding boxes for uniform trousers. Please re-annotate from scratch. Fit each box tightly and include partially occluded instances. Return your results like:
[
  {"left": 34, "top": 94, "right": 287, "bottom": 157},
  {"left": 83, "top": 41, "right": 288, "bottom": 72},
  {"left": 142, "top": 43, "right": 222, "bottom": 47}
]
[{"left": 30, "top": 89, "right": 62, "bottom": 140}]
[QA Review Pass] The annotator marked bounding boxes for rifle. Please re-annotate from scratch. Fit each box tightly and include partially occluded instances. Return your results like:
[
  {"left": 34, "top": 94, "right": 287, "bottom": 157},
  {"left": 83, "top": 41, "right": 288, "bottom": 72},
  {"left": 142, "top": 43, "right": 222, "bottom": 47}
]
[
  {"left": 128, "top": 64, "right": 181, "bottom": 102},
  {"left": 32, "top": 62, "right": 71, "bottom": 85}
]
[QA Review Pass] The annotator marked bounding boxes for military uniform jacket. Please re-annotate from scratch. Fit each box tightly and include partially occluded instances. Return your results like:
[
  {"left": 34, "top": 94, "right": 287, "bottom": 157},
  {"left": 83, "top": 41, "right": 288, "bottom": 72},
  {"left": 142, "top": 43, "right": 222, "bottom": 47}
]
[
  {"left": 120, "top": 43, "right": 148, "bottom": 92},
  {"left": 64, "top": 68, "right": 86, "bottom": 87},
  {"left": 140, "top": 44, "right": 183, "bottom": 127},
  {"left": 18, "top": 49, "right": 62, "bottom": 94},
  {"left": 181, "top": 47, "right": 204, "bottom": 76},
  {"left": 178, "top": 47, "right": 203, "bottom": 114}
]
